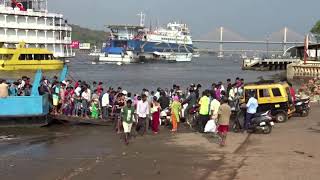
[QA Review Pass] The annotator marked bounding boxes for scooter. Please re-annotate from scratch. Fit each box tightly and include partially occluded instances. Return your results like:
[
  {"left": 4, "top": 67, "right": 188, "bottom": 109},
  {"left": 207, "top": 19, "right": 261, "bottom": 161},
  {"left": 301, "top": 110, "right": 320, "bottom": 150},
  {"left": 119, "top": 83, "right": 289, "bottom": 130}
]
[
  {"left": 249, "top": 111, "right": 274, "bottom": 134},
  {"left": 295, "top": 97, "right": 310, "bottom": 117}
]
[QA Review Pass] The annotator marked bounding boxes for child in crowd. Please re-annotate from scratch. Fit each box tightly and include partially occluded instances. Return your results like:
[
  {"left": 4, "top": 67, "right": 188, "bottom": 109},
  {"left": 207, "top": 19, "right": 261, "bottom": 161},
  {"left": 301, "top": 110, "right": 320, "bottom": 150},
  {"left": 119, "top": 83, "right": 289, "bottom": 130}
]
[{"left": 90, "top": 100, "right": 99, "bottom": 119}]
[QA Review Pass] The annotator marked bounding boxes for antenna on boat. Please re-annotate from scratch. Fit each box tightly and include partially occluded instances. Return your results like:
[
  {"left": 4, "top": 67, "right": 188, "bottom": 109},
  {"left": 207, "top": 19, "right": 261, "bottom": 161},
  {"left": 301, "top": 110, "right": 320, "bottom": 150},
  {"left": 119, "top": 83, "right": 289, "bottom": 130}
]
[
  {"left": 45, "top": 0, "right": 48, "bottom": 12},
  {"left": 137, "top": 12, "right": 145, "bottom": 27},
  {"left": 149, "top": 19, "right": 152, "bottom": 31}
]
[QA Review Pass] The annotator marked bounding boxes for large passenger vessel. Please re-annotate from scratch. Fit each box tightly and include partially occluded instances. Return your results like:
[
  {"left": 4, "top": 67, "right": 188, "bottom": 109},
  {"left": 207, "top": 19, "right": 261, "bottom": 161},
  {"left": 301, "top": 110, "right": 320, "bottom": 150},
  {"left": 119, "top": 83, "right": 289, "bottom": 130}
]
[
  {"left": 0, "top": 0, "right": 73, "bottom": 59},
  {"left": 100, "top": 14, "right": 194, "bottom": 63}
]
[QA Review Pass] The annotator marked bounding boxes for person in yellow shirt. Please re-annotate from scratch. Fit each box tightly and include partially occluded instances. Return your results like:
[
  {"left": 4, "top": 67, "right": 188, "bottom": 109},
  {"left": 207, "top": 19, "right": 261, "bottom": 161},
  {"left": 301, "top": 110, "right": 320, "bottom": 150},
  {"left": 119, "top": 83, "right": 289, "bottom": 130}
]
[{"left": 197, "top": 90, "right": 210, "bottom": 133}]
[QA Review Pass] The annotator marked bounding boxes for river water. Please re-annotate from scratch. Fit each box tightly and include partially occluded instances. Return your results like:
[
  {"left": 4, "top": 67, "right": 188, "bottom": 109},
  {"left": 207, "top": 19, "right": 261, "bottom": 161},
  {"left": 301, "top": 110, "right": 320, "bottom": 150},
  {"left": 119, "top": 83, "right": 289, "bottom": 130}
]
[
  {"left": 0, "top": 54, "right": 283, "bottom": 93},
  {"left": 71, "top": 55, "right": 283, "bottom": 93}
]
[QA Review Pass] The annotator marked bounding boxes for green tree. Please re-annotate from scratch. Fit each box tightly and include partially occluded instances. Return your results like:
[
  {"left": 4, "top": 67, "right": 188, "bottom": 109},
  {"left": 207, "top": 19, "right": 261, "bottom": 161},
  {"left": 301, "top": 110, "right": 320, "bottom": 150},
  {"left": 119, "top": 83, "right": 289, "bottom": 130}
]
[
  {"left": 311, "top": 20, "right": 320, "bottom": 42},
  {"left": 70, "top": 24, "right": 109, "bottom": 47}
]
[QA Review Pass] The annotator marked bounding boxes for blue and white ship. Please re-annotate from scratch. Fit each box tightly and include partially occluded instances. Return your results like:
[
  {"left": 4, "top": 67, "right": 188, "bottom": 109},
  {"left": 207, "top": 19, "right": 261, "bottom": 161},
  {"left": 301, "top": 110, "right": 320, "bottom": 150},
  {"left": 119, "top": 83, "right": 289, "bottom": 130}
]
[{"left": 99, "top": 14, "right": 194, "bottom": 63}]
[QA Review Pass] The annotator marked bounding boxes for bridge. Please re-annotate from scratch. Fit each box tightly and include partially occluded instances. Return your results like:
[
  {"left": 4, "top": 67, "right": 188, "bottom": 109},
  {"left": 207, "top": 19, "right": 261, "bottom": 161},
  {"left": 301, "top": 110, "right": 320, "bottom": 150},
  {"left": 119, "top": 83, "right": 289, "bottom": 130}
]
[{"left": 193, "top": 27, "right": 306, "bottom": 57}]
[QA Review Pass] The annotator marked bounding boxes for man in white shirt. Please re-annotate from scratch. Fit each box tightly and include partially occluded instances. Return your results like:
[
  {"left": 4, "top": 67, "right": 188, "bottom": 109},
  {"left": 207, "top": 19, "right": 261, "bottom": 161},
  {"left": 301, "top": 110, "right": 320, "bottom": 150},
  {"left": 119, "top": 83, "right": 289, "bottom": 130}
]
[
  {"left": 101, "top": 89, "right": 110, "bottom": 120},
  {"left": 210, "top": 97, "right": 221, "bottom": 120},
  {"left": 81, "top": 88, "right": 90, "bottom": 118},
  {"left": 136, "top": 94, "right": 149, "bottom": 136},
  {"left": 72, "top": 85, "right": 82, "bottom": 117},
  {"left": 228, "top": 84, "right": 238, "bottom": 109},
  {"left": 245, "top": 92, "right": 258, "bottom": 130},
  {"left": 154, "top": 88, "right": 161, "bottom": 100}
]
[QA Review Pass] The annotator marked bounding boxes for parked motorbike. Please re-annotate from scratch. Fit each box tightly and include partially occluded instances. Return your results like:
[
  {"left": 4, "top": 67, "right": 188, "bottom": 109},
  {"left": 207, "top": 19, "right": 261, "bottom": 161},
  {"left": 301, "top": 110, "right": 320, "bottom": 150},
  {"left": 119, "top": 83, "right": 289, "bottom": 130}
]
[
  {"left": 249, "top": 111, "right": 274, "bottom": 134},
  {"left": 160, "top": 107, "right": 171, "bottom": 126},
  {"left": 186, "top": 105, "right": 199, "bottom": 129},
  {"left": 295, "top": 97, "right": 310, "bottom": 117}
]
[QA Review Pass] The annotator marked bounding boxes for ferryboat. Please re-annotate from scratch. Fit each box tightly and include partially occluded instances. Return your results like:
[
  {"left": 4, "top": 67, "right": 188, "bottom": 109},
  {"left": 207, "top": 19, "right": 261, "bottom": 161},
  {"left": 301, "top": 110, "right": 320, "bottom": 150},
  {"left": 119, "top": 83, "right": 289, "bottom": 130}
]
[
  {"left": 0, "top": 42, "right": 64, "bottom": 70},
  {"left": 0, "top": 66, "right": 68, "bottom": 127}
]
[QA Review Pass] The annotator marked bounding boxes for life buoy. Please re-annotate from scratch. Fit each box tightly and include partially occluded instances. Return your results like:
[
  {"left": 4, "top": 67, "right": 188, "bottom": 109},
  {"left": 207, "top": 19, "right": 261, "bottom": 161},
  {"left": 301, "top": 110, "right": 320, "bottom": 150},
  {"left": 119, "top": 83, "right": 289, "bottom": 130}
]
[{"left": 16, "top": 2, "right": 25, "bottom": 11}]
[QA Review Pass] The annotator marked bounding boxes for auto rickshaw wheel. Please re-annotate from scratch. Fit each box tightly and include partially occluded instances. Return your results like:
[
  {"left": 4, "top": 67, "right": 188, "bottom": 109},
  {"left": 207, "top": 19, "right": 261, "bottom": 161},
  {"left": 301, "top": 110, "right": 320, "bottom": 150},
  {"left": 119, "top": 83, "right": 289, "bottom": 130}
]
[{"left": 275, "top": 112, "right": 288, "bottom": 123}]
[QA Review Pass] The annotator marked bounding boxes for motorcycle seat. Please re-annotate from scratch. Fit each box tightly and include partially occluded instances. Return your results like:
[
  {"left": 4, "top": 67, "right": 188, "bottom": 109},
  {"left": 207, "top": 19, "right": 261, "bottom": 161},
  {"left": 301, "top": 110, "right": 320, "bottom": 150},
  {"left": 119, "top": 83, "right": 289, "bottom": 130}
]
[{"left": 253, "top": 111, "right": 269, "bottom": 118}]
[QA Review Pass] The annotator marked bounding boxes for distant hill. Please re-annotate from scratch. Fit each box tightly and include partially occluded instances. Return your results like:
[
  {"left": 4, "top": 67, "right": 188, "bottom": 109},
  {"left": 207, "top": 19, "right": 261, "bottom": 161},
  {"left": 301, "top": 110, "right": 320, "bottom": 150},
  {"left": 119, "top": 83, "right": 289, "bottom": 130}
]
[{"left": 70, "top": 24, "right": 108, "bottom": 46}]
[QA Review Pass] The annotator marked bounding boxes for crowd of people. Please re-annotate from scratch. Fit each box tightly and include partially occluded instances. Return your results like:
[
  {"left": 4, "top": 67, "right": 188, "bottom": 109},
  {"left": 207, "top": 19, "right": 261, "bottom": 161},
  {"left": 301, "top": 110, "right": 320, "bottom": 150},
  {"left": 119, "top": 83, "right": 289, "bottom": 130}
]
[{"left": 0, "top": 76, "right": 248, "bottom": 146}]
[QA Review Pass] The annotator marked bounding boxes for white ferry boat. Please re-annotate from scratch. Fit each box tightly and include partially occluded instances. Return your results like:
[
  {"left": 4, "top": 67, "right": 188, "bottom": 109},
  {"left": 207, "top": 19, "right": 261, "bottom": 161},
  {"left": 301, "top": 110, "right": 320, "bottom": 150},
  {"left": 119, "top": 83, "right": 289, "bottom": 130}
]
[{"left": 0, "top": 0, "right": 73, "bottom": 59}]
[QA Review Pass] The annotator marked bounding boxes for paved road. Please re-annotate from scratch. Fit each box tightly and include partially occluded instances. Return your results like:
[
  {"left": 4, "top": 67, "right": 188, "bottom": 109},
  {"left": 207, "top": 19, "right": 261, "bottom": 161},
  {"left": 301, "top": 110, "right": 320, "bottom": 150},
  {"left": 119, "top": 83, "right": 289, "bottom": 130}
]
[{"left": 0, "top": 105, "right": 319, "bottom": 180}]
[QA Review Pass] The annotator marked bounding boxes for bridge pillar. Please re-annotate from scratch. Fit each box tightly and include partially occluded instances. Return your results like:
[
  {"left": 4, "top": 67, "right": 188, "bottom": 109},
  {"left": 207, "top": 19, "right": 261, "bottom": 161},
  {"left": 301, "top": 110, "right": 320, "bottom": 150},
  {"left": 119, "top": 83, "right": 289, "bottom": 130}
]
[{"left": 218, "top": 26, "right": 224, "bottom": 58}]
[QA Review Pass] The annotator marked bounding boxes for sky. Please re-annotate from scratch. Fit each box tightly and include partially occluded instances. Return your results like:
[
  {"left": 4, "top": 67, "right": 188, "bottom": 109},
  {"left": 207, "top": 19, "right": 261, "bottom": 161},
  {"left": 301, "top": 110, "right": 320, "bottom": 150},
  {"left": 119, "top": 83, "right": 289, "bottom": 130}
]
[{"left": 49, "top": 0, "right": 320, "bottom": 39}]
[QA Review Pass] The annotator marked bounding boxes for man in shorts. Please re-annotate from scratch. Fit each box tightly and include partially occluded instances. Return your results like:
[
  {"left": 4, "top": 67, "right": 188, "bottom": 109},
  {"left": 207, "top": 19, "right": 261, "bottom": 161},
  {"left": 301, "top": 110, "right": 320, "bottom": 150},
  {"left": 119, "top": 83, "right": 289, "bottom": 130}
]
[
  {"left": 121, "top": 100, "right": 135, "bottom": 145},
  {"left": 217, "top": 97, "right": 232, "bottom": 147}
]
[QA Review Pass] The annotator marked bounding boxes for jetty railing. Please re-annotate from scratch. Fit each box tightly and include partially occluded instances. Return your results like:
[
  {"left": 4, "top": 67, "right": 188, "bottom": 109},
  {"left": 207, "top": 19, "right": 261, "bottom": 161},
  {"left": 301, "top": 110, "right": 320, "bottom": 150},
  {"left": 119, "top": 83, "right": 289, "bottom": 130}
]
[{"left": 287, "top": 61, "right": 320, "bottom": 79}]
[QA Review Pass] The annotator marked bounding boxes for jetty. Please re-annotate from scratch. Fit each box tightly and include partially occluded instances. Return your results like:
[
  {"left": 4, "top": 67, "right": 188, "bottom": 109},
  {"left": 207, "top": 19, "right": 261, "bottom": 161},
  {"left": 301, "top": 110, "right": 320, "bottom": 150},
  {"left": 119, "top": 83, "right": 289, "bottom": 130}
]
[{"left": 242, "top": 58, "right": 299, "bottom": 70}]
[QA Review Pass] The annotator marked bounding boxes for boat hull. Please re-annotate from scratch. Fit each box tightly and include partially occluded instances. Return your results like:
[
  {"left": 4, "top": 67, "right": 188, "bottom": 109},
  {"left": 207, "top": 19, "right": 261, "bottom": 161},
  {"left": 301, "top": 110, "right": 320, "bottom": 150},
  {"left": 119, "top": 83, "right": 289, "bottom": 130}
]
[
  {"left": 0, "top": 95, "right": 51, "bottom": 127},
  {"left": 0, "top": 61, "right": 64, "bottom": 71},
  {"left": 98, "top": 52, "right": 138, "bottom": 63}
]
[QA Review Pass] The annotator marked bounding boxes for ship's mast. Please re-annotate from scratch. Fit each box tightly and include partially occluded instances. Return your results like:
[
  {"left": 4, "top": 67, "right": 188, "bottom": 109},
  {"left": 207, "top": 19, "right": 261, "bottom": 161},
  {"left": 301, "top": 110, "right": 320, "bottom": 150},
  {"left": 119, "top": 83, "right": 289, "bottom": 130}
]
[{"left": 137, "top": 12, "right": 145, "bottom": 27}]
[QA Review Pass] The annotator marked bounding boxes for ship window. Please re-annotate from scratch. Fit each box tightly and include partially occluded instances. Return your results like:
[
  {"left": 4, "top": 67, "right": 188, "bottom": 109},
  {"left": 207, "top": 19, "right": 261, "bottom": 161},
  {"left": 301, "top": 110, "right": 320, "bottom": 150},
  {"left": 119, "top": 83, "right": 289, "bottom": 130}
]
[
  {"left": 26, "top": 54, "right": 34, "bottom": 60},
  {"left": 0, "top": 54, "right": 13, "bottom": 60},
  {"left": 19, "top": 54, "right": 26, "bottom": 60},
  {"left": 34, "top": 54, "right": 45, "bottom": 60},
  {"left": 45, "top": 54, "right": 54, "bottom": 60}
]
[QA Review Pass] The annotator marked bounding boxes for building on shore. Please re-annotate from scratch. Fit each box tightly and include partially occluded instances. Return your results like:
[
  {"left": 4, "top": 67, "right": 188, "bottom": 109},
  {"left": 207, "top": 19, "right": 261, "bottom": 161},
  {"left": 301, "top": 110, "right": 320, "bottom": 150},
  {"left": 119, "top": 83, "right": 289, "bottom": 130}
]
[{"left": 287, "top": 43, "right": 320, "bottom": 79}]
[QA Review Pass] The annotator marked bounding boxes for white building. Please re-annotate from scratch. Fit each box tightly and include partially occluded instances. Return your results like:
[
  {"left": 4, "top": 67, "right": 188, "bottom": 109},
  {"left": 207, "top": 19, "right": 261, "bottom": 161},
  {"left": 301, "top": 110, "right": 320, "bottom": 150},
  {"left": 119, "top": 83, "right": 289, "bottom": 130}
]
[{"left": 0, "top": 0, "right": 73, "bottom": 58}]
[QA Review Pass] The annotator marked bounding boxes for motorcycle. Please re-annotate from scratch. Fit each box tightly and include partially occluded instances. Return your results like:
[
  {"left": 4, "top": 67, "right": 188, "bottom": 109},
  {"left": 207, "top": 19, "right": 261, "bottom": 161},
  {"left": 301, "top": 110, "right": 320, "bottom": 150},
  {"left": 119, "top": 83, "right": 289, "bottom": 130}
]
[
  {"left": 160, "top": 107, "right": 171, "bottom": 126},
  {"left": 186, "top": 105, "right": 199, "bottom": 129},
  {"left": 249, "top": 111, "right": 274, "bottom": 134},
  {"left": 295, "top": 97, "right": 310, "bottom": 117}
]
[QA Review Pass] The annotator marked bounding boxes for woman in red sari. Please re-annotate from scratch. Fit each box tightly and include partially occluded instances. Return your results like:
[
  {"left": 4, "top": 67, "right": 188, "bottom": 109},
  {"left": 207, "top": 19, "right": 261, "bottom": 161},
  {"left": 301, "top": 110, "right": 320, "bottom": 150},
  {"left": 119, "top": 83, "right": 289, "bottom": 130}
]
[{"left": 151, "top": 96, "right": 161, "bottom": 134}]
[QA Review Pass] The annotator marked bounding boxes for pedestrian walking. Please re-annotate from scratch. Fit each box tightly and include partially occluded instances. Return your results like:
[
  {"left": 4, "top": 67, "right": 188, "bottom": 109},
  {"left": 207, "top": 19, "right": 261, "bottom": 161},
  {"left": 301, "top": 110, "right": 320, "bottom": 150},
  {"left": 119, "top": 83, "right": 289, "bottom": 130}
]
[
  {"left": 245, "top": 91, "right": 258, "bottom": 131},
  {"left": 121, "top": 100, "right": 135, "bottom": 145},
  {"left": 136, "top": 94, "right": 149, "bottom": 136},
  {"left": 197, "top": 90, "right": 210, "bottom": 133},
  {"left": 217, "top": 97, "right": 231, "bottom": 146},
  {"left": 170, "top": 96, "right": 182, "bottom": 132},
  {"left": 151, "top": 96, "right": 161, "bottom": 134}
]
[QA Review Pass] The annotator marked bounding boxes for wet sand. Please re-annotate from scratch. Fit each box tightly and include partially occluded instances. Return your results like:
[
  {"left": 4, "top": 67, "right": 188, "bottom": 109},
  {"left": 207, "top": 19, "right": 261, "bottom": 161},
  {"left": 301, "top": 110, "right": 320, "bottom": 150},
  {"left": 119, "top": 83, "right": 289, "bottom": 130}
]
[{"left": 0, "top": 105, "right": 319, "bottom": 180}]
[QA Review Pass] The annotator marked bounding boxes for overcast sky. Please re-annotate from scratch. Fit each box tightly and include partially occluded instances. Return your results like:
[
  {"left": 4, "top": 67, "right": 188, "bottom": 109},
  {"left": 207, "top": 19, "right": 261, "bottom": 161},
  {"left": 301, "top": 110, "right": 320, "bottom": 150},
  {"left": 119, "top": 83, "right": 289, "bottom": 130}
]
[{"left": 49, "top": 0, "right": 320, "bottom": 39}]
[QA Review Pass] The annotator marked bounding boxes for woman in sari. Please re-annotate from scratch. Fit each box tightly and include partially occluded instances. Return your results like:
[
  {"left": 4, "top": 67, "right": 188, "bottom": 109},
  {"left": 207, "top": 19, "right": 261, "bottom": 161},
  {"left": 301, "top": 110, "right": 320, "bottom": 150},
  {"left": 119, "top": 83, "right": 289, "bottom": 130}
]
[
  {"left": 151, "top": 96, "right": 161, "bottom": 134},
  {"left": 170, "top": 96, "right": 182, "bottom": 132}
]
